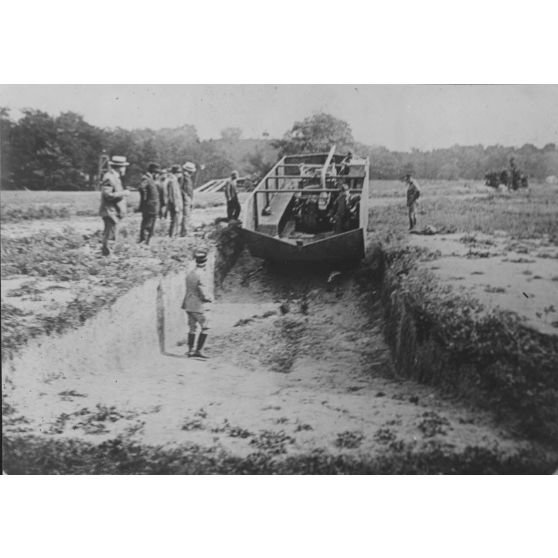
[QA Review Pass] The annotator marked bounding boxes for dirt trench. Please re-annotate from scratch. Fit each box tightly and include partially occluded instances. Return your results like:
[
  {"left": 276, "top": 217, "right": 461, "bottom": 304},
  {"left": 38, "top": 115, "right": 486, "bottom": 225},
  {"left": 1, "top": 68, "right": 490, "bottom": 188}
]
[{"left": 5, "top": 229, "right": 556, "bottom": 474}]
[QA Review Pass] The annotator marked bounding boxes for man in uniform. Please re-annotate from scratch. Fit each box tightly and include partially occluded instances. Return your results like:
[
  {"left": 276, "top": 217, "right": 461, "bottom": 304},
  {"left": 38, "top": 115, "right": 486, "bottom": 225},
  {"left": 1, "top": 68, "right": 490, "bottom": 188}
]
[
  {"left": 166, "top": 165, "right": 183, "bottom": 237},
  {"left": 182, "top": 250, "right": 212, "bottom": 359},
  {"left": 99, "top": 155, "right": 130, "bottom": 256},
  {"left": 510, "top": 158, "right": 521, "bottom": 191},
  {"left": 224, "top": 170, "right": 241, "bottom": 221},
  {"left": 180, "top": 161, "right": 196, "bottom": 236},
  {"left": 157, "top": 168, "right": 169, "bottom": 218},
  {"left": 404, "top": 173, "right": 421, "bottom": 230},
  {"left": 330, "top": 182, "right": 352, "bottom": 233},
  {"left": 138, "top": 162, "right": 162, "bottom": 245}
]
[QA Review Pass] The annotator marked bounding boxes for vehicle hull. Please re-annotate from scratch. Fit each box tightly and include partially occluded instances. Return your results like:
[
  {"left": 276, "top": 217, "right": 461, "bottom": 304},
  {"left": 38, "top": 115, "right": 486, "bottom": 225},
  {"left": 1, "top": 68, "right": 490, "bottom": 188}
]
[{"left": 242, "top": 228, "right": 364, "bottom": 262}]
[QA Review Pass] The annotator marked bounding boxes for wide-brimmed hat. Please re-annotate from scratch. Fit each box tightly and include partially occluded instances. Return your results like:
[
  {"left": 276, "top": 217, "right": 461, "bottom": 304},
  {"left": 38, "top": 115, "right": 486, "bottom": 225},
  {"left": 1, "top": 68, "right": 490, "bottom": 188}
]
[
  {"left": 147, "top": 162, "right": 160, "bottom": 173},
  {"left": 194, "top": 250, "right": 208, "bottom": 265},
  {"left": 183, "top": 162, "right": 196, "bottom": 173},
  {"left": 171, "top": 164, "right": 181, "bottom": 173},
  {"left": 109, "top": 155, "right": 130, "bottom": 167}
]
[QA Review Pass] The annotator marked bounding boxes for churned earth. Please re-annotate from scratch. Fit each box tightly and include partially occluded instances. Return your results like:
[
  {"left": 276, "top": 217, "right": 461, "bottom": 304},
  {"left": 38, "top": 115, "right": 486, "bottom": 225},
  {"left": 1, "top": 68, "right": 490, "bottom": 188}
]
[{"left": 3, "top": 249, "right": 543, "bottom": 469}]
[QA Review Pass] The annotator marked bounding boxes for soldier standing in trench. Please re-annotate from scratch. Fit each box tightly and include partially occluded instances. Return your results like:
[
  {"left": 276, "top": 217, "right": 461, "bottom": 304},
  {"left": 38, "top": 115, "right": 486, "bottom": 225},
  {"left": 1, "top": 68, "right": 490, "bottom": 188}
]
[
  {"left": 99, "top": 155, "right": 130, "bottom": 256},
  {"left": 330, "top": 182, "right": 352, "bottom": 233},
  {"left": 182, "top": 250, "right": 212, "bottom": 359},
  {"left": 404, "top": 173, "right": 421, "bottom": 230}
]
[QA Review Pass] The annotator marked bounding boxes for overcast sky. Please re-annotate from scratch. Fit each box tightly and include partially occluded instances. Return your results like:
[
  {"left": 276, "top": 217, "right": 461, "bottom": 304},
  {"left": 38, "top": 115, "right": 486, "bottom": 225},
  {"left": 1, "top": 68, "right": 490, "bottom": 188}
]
[{"left": 1, "top": 85, "right": 557, "bottom": 151}]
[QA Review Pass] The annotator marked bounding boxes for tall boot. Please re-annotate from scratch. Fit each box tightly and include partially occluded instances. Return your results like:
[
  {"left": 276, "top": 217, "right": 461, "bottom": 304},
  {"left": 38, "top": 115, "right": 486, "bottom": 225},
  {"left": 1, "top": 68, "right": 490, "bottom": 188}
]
[
  {"left": 193, "top": 332, "right": 208, "bottom": 360},
  {"left": 186, "top": 333, "right": 196, "bottom": 357}
]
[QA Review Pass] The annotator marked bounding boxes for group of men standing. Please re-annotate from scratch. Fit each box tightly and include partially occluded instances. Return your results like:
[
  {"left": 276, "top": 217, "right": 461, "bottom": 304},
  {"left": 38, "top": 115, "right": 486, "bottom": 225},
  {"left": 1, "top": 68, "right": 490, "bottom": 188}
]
[
  {"left": 137, "top": 161, "right": 196, "bottom": 245},
  {"left": 484, "top": 158, "right": 529, "bottom": 190},
  {"left": 98, "top": 156, "right": 197, "bottom": 255}
]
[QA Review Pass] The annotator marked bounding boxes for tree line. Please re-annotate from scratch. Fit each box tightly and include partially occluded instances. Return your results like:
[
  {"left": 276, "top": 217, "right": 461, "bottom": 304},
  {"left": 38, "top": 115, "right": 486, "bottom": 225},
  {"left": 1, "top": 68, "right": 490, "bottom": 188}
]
[
  {"left": 273, "top": 113, "right": 558, "bottom": 182},
  {"left": 1, "top": 108, "right": 556, "bottom": 191}
]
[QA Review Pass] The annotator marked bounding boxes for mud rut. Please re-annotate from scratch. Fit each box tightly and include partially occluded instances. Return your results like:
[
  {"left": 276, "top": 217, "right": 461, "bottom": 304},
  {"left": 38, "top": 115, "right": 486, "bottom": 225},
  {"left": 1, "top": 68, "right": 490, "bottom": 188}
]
[{"left": 4, "top": 247, "right": 530, "bottom": 466}]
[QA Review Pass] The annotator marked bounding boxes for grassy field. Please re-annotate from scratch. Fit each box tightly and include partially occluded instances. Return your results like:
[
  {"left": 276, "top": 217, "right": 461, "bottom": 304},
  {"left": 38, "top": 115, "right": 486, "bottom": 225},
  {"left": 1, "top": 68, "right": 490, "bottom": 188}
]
[
  {"left": 0, "top": 190, "right": 234, "bottom": 222},
  {"left": 369, "top": 178, "right": 488, "bottom": 198},
  {"left": 369, "top": 180, "right": 558, "bottom": 243}
]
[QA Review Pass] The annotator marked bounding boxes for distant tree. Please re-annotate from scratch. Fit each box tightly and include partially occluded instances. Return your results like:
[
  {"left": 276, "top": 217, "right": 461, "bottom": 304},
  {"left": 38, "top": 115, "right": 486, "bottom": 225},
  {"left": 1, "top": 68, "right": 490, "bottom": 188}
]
[
  {"left": 244, "top": 148, "right": 275, "bottom": 177},
  {"left": 273, "top": 113, "right": 354, "bottom": 155},
  {"left": 55, "top": 112, "right": 104, "bottom": 188},
  {"left": 0, "top": 107, "right": 14, "bottom": 188},
  {"left": 220, "top": 127, "right": 243, "bottom": 142},
  {"left": 8, "top": 109, "right": 65, "bottom": 189}
]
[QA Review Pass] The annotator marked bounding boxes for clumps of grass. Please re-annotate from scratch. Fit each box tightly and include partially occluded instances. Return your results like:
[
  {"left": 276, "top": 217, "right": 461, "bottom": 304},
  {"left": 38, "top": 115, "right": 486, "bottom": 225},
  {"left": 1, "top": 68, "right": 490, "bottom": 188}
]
[
  {"left": 417, "top": 411, "right": 452, "bottom": 437},
  {"left": 0, "top": 204, "right": 72, "bottom": 222},
  {"left": 3, "top": 434, "right": 557, "bottom": 474},
  {"left": 335, "top": 430, "right": 365, "bottom": 449},
  {"left": 209, "top": 419, "right": 252, "bottom": 439},
  {"left": 228, "top": 426, "right": 252, "bottom": 439},
  {"left": 70, "top": 405, "right": 133, "bottom": 435},
  {"left": 58, "top": 390, "right": 87, "bottom": 401},
  {"left": 249, "top": 430, "right": 295, "bottom": 454},
  {"left": 47, "top": 413, "right": 72, "bottom": 434},
  {"left": 181, "top": 418, "right": 205, "bottom": 431},
  {"left": 484, "top": 286, "right": 506, "bottom": 293},
  {"left": 294, "top": 423, "right": 313, "bottom": 432},
  {"left": 374, "top": 428, "right": 397, "bottom": 444}
]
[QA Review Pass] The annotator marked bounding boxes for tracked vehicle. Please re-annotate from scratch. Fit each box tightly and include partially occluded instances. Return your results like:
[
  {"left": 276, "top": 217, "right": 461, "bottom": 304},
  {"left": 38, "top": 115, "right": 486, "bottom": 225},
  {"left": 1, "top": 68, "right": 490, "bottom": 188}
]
[{"left": 241, "top": 146, "right": 370, "bottom": 262}]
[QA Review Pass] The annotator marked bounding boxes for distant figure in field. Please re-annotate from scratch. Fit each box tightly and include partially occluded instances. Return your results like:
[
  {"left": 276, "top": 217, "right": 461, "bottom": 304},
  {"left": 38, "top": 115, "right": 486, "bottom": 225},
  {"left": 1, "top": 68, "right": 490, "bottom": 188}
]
[
  {"left": 180, "top": 162, "right": 196, "bottom": 236},
  {"left": 510, "top": 158, "right": 521, "bottom": 191},
  {"left": 404, "top": 174, "right": 421, "bottom": 230},
  {"left": 224, "top": 170, "right": 241, "bottom": 221},
  {"left": 99, "top": 155, "right": 130, "bottom": 256},
  {"left": 138, "top": 162, "right": 162, "bottom": 245},
  {"left": 166, "top": 165, "right": 183, "bottom": 237},
  {"left": 182, "top": 250, "right": 212, "bottom": 359}
]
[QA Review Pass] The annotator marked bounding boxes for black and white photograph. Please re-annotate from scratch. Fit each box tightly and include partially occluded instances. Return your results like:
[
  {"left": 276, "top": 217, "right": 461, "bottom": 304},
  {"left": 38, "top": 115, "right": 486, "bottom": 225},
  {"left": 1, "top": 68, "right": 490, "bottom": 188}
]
[{"left": 1, "top": 84, "right": 557, "bottom": 475}]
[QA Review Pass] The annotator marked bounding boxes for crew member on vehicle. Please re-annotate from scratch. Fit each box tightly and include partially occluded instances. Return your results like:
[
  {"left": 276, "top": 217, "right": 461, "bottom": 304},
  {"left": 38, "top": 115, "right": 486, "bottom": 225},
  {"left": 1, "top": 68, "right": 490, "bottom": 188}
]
[
  {"left": 330, "top": 182, "right": 352, "bottom": 234},
  {"left": 166, "top": 165, "right": 183, "bottom": 237},
  {"left": 182, "top": 250, "right": 212, "bottom": 359},
  {"left": 138, "top": 162, "right": 162, "bottom": 244},
  {"left": 404, "top": 173, "right": 421, "bottom": 230},
  {"left": 99, "top": 155, "right": 130, "bottom": 256},
  {"left": 224, "top": 170, "right": 241, "bottom": 221},
  {"left": 180, "top": 162, "right": 196, "bottom": 236}
]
